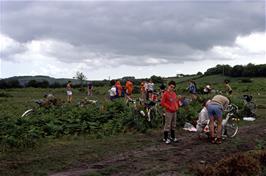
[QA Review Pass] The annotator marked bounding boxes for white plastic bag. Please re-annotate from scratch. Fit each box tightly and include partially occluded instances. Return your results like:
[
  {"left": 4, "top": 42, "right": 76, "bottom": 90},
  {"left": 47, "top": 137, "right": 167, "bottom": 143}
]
[
  {"left": 243, "top": 117, "right": 256, "bottom": 121},
  {"left": 183, "top": 122, "right": 197, "bottom": 132}
]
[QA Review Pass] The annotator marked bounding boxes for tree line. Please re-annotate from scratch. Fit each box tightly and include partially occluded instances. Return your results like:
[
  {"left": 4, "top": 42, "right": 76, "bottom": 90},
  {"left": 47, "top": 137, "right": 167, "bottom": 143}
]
[
  {"left": 204, "top": 63, "right": 266, "bottom": 77},
  {"left": 1, "top": 63, "right": 265, "bottom": 89}
]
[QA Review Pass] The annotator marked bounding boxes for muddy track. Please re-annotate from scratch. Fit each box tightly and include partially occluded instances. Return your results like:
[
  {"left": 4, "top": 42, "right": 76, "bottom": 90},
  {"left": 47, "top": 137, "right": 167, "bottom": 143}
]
[{"left": 50, "top": 121, "right": 266, "bottom": 176}]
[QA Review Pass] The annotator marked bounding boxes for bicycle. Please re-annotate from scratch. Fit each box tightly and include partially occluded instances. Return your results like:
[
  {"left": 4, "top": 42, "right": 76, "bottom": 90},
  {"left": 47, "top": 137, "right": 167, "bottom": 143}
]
[
  {"left": 21, "top": 96, "right": 64, "bottom": 117},
  {"left": 144, "top": 100, "right": 164, "bottom": 123},
  {"left": 126, "top": 95, "right": 165, "bottom": 125},
  {"left": 77, "top": 97, "right": 98, "bottom": 108}
]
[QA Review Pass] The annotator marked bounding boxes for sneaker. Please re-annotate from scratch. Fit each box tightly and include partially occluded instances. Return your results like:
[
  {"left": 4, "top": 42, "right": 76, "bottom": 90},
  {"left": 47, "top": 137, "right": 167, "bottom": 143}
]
[
  {"left": 170, "top": 137, "right": 179, "bottom": 142},
  {"left": 165, "top": 138, "right": 171, "bottom": 144},
  {"left": 163, "top": 138, "right": 171, "bottom": 144}
]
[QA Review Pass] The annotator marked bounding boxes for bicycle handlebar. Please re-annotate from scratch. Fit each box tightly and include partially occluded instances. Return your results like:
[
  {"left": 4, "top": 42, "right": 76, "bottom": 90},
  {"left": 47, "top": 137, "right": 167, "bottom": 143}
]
[{"left": 224, "top": 104, "right": 238, "bottom": 113}]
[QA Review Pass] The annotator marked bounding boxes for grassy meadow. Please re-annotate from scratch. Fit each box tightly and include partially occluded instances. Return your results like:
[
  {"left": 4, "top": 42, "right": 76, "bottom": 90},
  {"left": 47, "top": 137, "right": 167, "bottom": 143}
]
[{"left": 0, "top": 75, "right": 266, "bottom": 176}]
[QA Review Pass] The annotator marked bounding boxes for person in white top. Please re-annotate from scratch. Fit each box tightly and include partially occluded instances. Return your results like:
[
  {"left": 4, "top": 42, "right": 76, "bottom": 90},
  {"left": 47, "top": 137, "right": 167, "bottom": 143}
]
[
  {"left": 109, "top": 80, "right": 117, "bottom": 101},
  {"left": 196, "top": 100, "right": 211, "bottom": 133},
  {"left": 147, "top": 80, "right": 154, "bottom": 100},
  {"left": 66, "top": 81, "right": 72, "bottom": 103}
]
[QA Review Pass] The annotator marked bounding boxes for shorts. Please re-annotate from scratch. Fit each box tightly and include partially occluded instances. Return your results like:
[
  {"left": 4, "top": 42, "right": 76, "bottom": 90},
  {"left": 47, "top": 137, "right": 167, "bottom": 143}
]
[
  {"left": 207, "top": 103, "right": 223, "bottom": 120},
  {"left": 67, "top": 91, "right": 72, "bottom": 96}
]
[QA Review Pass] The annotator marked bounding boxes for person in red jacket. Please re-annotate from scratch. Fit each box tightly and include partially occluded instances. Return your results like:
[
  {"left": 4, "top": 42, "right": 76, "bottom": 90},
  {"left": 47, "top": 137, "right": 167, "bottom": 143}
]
[{"left": 160, "top": 80, "right": 179, "bottom": 144}]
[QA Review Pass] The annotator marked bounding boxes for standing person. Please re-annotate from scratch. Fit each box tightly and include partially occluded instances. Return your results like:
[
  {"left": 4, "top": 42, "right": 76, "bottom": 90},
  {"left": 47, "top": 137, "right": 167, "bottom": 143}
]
[
  {"left": 140, "top": 81, "right": 146, "bottom": 101},
  {"left": 159, "top": 82, "right": 166, "bottom": 93},
  {"left": 115, "top": 80, "right": 123, "bottom": 97},
  {"left": 159, "top": 82, "right": 166, "bottom": 100},
  {"left": 160, "top": 81, "right": 179, "bottom": 144},
  {"left": 207, "top": 95, "right": 230, "bottom": 144},
  {"left": 109, "top": 80, "right": 118, "bottom": 101},
  {"left": 144, "top": 81, "right": 149, "bottom": 101},
  {"left": 147, "top": 79, "right": 155, "bottom": 100},
  {"left": 188, "top": 80, "right": 197, "bottom": 100},
  {"left": 87, "top": 81, "right": 93, "bottom": 96},
  {"left": 224, "top": 80, "right": 232, "bottom": 95},
  {"left": 66, "top": 81, "right": 73, "bottom": 103},
  {"left": 125, "top": 80, "right": 134, "bottom": 99}
]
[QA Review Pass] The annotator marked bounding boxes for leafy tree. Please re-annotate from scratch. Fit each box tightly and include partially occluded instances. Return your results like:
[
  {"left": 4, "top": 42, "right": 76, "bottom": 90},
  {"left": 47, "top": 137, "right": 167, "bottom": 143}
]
[
  {"left": 27, "top": 80, "right": 38, "bottom": 88},
  {"left": 50, "top": 82, "right": 62, "bottom": 88},
  {"left": 204, "top": 64, "right": 265, "bottom": 77},
  {"left": 197, "top": 72, "right": 203, "bottom": 75},
  {"left": 0, "top": 80, "right": 8, "bottom": 88},
  {"left": 74, "top": 71, "right": 87, "bottom": 88},
  {"left": 231, "top": 65, "right": 244, "bottom": 77},
  {"left": 150, "top": 75, "right": 164, "bottom": 84},
  {"left": 37, "top": 80, "right": 49, "bottom": 88}
]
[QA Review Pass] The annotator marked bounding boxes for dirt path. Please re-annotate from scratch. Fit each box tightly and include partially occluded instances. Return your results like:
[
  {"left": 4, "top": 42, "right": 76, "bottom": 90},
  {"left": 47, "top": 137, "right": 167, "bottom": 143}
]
[{"left": 50, "top": 121, "right": 266, "bottom": 176}]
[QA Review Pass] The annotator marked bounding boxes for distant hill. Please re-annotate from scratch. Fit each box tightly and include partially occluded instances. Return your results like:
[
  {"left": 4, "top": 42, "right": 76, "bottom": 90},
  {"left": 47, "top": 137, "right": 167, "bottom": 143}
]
[{"left": 2, "top": 75, "right": 79, "bottom": 87}]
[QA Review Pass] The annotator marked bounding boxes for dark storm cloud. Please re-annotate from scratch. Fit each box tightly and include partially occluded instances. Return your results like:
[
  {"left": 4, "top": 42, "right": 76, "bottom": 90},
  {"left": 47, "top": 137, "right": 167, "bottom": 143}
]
[{"left": 1, "top": 1, "right": 265, "bottom": 65}]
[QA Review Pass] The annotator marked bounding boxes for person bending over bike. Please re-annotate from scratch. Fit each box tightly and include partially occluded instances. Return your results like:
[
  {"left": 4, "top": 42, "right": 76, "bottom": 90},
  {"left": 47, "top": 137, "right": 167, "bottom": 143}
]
[
  {"left": 207, "top": 95, "right": 230, "bottom": 144},
  {"left": 161, "top": 81, "right": 179, "bottom": 144}
]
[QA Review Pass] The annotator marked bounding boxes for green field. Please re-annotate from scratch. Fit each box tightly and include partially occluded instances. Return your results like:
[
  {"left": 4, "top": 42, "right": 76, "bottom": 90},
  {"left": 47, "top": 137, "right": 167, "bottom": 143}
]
[{"left": 0, "top": 75, "right": 266, "bottom": 176}]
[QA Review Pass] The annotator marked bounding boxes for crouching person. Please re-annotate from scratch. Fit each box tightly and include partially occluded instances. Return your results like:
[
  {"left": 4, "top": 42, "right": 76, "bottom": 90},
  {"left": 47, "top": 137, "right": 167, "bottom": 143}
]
[
  {"left": 196, "top": 100, "right": 211, "bottom": 137},
  {"left": 161, "top": 81, "right": 179, "bottom": 144}
]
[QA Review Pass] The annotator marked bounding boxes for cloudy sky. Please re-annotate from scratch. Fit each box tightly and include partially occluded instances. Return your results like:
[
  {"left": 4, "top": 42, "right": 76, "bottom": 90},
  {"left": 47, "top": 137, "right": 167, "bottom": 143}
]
[{"left": 0, "top": 0, "right": 265, "bottom": 80}]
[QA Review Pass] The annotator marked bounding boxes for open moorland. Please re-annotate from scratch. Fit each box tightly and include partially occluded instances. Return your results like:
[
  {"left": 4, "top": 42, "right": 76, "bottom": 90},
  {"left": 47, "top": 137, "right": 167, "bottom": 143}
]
[{"left": 0, "top": 75, "right": 266, "bottom": 176}]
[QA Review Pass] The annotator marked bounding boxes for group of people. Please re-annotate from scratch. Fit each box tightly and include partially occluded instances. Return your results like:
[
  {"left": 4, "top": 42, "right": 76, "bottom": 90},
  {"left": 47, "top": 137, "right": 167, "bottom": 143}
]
[
  {"left": 187, "top": 79, "right": 233, "bottom": 97},
  {"left": 65, "top": 81, "right": 94, "bottom": 103},
  {"left": 160, "top": 80, "right": 231, "bottom": 144},
  {"left": 109, "top": 80, "right": 134, "bottom": 100},
  {"left": 64, "top": 78, "right": 233, "bottom": 145},
  {"left": 107, "top": 78, "right": 234, "bottom": 144}
]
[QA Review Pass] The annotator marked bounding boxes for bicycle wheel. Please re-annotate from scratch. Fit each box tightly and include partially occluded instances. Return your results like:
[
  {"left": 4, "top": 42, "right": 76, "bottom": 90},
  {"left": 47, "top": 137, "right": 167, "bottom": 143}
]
[
  {"left": 21, "top": 109, "right": 35, "bottom": 117},
  {"left": 224, "top": 120, "right": 238, "bottom": 138}
]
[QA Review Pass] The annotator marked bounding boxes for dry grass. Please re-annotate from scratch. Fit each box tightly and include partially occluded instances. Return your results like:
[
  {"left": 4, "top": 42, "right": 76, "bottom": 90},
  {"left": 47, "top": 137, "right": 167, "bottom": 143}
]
[{"left": 190, "top": 150, "right": 266, "bottom": 176}]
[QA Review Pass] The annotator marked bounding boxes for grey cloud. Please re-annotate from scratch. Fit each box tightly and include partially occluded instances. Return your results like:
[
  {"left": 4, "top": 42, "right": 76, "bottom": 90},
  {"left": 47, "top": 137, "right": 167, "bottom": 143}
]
[{"left": 1, "top": 1, "right": 265, "bottom": 65}]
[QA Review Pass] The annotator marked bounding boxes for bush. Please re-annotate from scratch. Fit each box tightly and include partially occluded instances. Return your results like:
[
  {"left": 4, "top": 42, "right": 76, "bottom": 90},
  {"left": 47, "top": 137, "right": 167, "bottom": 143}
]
[
  {"left": 191, "top": 150, "right": 266, "bottom": 176},
  {"left": 0, "top": 92, "right": 13, "bottom": 97},
  {"left": 240, "top": 78, "right": 253, "bottom": 83}
]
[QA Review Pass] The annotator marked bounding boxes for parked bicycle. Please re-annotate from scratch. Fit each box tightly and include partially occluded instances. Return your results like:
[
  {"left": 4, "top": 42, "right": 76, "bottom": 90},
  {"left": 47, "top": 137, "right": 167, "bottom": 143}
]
[
  {"left": 126, "top": 95, "right": 164, "bottom": 123},
  {"left": 21, "top": 94, "right": 64, "bottom": 117},
  {"left": 77, "top": 97, "right": 98, "bottom": 108}
]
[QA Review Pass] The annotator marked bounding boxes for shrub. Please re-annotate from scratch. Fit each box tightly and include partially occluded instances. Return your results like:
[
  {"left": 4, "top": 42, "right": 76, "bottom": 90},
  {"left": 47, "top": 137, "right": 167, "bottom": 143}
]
[
  {"left": 191, "top": 150, "right": 266, "bottom": 176},
  {"left": 240, "top": 78, "right": 253, "bottom": 83},
  {"left": 0, "top": 92, "right": 13, "bottom": 97}
]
